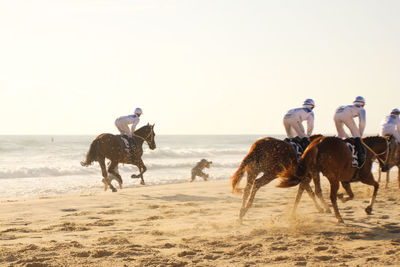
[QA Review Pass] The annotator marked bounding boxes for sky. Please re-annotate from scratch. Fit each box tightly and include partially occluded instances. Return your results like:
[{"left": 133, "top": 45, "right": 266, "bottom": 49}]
[{"left": 0, "top": 0, "right": 399, "bottom": 135}]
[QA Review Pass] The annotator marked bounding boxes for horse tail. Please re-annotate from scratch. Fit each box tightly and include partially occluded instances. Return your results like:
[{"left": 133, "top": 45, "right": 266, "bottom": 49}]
[
  {"left": 276, "top": 163, "right": 302, "bottom": 188},
  {"left": 277, "top": 142, "right": 319, "bottom": 188},
  {"left": 231, "top": 151, "right": 255, "bottom": 194},
  {"left": 80, "top": 139, "right": 99, "bottom": 167}
]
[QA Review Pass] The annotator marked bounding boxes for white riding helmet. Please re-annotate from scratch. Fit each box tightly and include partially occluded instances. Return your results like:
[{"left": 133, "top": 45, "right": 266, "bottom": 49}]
[
  {"left": 134, "top": 107, "right": 143, "bottom": 115},
  {"left": 303, "top": 98, "right": 315, "bottom": 109},
  {"left": 353, "top": 96, "right": 365, "bottom": 106},
  {"left": 391, "top": 108, "right": 400, "bottom": 115}
]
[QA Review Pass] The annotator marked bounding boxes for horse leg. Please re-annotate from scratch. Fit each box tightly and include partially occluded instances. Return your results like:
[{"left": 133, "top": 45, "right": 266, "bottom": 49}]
[
  {"left": 398, "top": 166, "right": 400, "bottom": 189},
  {"left": 238, "top": 171, "right": 257, "bottom": 221},
  {"left": 99, "top": 158, "right": 117, "bottom": 192},
  {"left": 131, "top": 159, "right": 147, "bottom": 185},
  {"left": 378, "top": 167, "right": 381, "bottom": 183},
  {"left": 329, "top": 180, "right": 343, "bottom": 223},
  {"left": 302, "top": 180, "right": 324, "bottom": 213},
  {"left": 338, "top": 181, "right": 354, "bottom": 203},
  {"left": 313, "top": 173, "right": 330, "bottom": 213},
  {"left": 385, "top": 171, "right": 390, "bottom": 189},
  {"left": 108, "top": 161, "right": 123, "bottom": 189},
  {"left": 242, "top": 174, "right": 276, "bottom": 217},
  {"left": 360, "top": 172, "right": 379, "bottom": 215},
  {"left": 292, "top": 182, "right": 305, "bottom": 216}
]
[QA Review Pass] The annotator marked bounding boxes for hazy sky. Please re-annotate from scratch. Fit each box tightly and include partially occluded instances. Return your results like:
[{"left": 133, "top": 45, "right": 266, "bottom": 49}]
[{"left": 1, "top": 0, "right": 399, "bottom": 135}]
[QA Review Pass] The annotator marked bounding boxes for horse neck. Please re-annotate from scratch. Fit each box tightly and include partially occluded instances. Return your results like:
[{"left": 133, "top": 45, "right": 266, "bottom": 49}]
[
  {"left": 134, "top": 137, "right": 145, "bottom": 147},
  {"left": 135, "top": 126, "right": 149, "bottom": 139},
  {"left": 364, "top": 137, "right": 385, "bottom": 150}
]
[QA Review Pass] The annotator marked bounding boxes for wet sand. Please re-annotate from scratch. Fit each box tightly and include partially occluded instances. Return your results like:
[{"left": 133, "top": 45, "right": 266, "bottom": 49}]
[{"left": 1, "top": 173, "right": 400, "bottom": 266}]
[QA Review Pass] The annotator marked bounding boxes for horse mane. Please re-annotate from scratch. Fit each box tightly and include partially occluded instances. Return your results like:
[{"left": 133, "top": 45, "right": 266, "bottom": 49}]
[
  {"left": 134, "top": 124, "right": 150, "bottom": 136},
  {"left": 363, "top": 135, "right": 386, "bottom": 145}
]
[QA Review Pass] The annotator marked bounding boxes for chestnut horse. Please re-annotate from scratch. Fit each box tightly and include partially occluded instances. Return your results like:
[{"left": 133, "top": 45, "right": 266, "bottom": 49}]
[
  {"left": 278, "top": 136, "right": 388, "bottom": 223},
  {"left": 81, "top": 123, "right": 156, "bottom": 192},
  {"left": 231, "top": 137, "right": 323, "bottom": 221}
]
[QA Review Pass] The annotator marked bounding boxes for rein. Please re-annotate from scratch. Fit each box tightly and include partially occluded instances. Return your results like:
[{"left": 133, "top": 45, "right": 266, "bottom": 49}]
[
  {"left": 133, "top": 127, "right": 154, "bottom": 144},
  {"left": 361, "top": 138, "right": 387, "bottom": 165}
]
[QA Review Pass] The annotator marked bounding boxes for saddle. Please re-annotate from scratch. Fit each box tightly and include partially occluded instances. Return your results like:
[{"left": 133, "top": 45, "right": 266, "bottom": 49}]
[
  {"left": 120, "top": 135, "right": 137, "bottom": 160},
  {"left": 284, "top": 137, "right": 309, "bottom": 160},
  {"left": 343, "top": 138, "right": 365, "bottom": 168}
]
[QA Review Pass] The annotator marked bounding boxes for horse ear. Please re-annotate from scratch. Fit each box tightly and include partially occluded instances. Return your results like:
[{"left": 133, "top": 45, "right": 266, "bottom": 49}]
[{"left": 147, "top": 123, "right": 150, "bottom": 126}]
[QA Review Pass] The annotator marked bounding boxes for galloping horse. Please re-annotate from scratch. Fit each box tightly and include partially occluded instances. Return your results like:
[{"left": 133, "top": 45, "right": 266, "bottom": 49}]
[
  {"left": 81, "top": 123, "right": 156, "bottom": 192},
  {"left": 231, "top": 137, "right": 323, "bottom": 221},
  {"left": 377, "top": 135, "right": 400, "bottom": 189},
  {"left": 278, "top": 136, "right": 388, "bottom": 223}
]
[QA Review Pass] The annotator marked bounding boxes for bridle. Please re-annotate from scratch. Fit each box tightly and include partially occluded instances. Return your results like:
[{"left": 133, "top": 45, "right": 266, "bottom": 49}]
[
  {"left": 361, "top": 138, "right": 388, "bottom": 166},
  {"left": 133, "top": 126, "right": 154, "bottom": 145}
]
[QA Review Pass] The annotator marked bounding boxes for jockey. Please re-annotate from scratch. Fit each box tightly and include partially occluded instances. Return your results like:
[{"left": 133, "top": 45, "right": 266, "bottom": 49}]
[
  {"left": 380, "top": 108, "right": 400, "bottom": 171},
  {"left": 380, "top": 108, "right": 400, "bottom": 143},
  {"left": 333, "top": 96, "right": 366, "bottom": 167},
  {"left": 283, "top": 98, "right": 315, "bottom": 150},
  {"left": 115, "top": 107, "right": 143, "bottom": 151}
]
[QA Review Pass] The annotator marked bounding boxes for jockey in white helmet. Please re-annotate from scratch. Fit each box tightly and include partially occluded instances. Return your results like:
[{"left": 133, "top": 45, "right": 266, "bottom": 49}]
[
  {"left": 333, "top": 96, "right": 366, "bottom": 167},
  {"left": 380, "top": 108, "right": 400, "bottom": 143},
  {"left": 333, "top": 96, "right": 366, "bottom": 138},
  {"left": 283, "top": 98, "right": 315, "bottom": 139},
  {"left": 115, "top": 108, "right": 143, "bottom": 137}
]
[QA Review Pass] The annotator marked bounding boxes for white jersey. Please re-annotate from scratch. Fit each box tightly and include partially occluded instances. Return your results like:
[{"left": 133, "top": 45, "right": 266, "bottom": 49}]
[
  {"left": 115, "top": 114, "right": 140, "bottom": 136},
  {"left": 334, "top": 104, "right": 366, "bottom": 137},
  {"left": 380, "top": 114, "right": 400, "bottom": 136},
  {"left": 283, "top": 107, "right": 314, "bottom": 137}
]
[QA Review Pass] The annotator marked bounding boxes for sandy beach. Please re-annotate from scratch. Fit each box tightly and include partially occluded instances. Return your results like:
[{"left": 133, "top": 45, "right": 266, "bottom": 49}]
[{"left": 1, "top": 173, "right": 400, "bottom": 267}]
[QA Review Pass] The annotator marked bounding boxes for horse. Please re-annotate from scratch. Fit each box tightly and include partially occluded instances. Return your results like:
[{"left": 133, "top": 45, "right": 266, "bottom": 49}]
[
  {"left": 278, "top": 136, "right": 388, "bottom": 223},
  {"left": 80, "top": 123, "right": 156, "bottom": 192},
  {"left": 377, "top": 135, "right": 400, "bottom": 189},
  {"left": 231, "top": 137, "right": 323, "bottom": 222}
]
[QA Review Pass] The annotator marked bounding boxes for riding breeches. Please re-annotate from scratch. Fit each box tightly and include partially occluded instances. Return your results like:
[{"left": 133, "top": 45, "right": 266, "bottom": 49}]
[
  {"left": 334, "top": 113, "right": 361, "bottom": 138},
  {"left": 115, "top": 120, "right": 132, "bottom": 136},
  {"left": 283, "top": 117, "right": 307, "bottom": 138}
]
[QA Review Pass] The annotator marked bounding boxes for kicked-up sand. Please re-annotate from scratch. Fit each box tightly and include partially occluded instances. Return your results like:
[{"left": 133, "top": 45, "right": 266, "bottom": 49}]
[{"left": 1, "top": 173, "right": 400, "bottom": 266}]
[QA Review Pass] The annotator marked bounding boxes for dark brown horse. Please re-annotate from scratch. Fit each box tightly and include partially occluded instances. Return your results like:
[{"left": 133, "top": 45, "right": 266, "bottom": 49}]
[
  {"left": 231, "top": 137, "right": 323, "bottom": 221},
  {"left": 279, "top": 136, "right": 388, "bottom": 223},
  {"left": 81, "top": 123, "right": 156, "bottom": 192},
  {"left": 377, "top": 135, "right": 400, "bottom": 189}
]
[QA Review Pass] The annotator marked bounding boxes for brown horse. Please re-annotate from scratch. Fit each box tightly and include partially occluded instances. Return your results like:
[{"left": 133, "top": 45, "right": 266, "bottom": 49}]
[
  {"left": 231, "top": 137, "right": 323, "bottom": 221},
  {"left": 81, "top": 123, "right": 156, "bottom": 192},
  {"left": 279, "top": 136, "right": 388, "bottom": 223},
  {"left": 377, "top": 136, "right": 400, "bottom": 189}
]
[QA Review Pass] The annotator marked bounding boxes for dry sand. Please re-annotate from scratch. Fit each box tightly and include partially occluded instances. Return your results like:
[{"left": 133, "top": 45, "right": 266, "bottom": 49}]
[{"left": 1, "top": 172, "right": 400, "bottom": 267}]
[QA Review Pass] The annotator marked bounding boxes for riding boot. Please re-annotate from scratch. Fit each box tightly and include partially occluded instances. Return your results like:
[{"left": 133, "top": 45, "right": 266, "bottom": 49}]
[
  {"left": 128, "top": 137, "right": 136, "bottom": 162},
  {"left": 354, "top": 137, "right": 366, "bottom": 168},
  {"left": 301, "top": 137, "right": 310, "bottom": 151}
]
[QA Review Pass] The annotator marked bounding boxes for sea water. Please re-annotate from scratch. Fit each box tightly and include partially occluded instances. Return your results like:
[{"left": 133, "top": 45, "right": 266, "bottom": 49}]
[
  {"left": 0, "top": 134, "right": 275, "bottom": 199},
  {"left": 0, "top": 135, "right": 381, "bottom": 199}
]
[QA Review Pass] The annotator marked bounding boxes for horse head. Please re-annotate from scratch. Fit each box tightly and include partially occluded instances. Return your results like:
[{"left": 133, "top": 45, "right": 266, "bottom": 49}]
[
  {"left": 363, "top": 136, "right": 388, "bottom": 164},
  {"left": 135, "top": 123, "right": 156, "bottom": 150}
]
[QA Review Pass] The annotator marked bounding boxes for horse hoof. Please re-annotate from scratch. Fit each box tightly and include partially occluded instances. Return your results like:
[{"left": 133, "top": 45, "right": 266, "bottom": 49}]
[
  {"left": 131, "top": 174, "right": 138, "bottom": 178},
  {"left": 112, "top": 188, "right": 117, "bottom": 192},
  {"left": 365, "top": 206, "right": 372, "bottom": 215},
  {"left": 140, "top": 181, "right": 145, "bottom": 185}
]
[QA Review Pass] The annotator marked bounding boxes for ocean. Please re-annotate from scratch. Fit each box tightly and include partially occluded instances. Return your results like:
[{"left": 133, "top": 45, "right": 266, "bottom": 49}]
[{"left": 0, "top": 134, "right": 278, "bottom": 199}]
